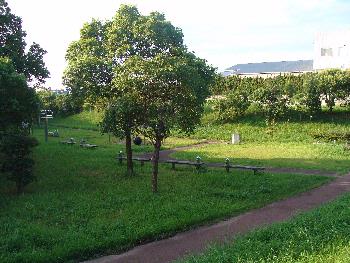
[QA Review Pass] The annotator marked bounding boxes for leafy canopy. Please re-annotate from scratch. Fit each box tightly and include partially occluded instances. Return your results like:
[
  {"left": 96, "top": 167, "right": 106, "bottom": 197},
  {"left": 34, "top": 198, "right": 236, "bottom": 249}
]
[{"left": 0, "top": 0, "right": 49, "bottom": 85}]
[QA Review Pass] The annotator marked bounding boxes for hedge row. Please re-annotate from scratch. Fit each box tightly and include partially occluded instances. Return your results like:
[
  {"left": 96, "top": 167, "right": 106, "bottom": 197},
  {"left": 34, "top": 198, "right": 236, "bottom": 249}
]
[{"left": 211, "top": 69, "right": 350, "bottom": 122}]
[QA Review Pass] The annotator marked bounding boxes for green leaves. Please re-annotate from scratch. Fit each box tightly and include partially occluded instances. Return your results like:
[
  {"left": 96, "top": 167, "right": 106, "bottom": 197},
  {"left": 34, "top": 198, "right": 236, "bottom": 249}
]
[
  {"left": 0, "top": 57, "right": 38, "bottom": 131},
  {"left": 0, "top": 0, "right": 49, "bottom": 85}
]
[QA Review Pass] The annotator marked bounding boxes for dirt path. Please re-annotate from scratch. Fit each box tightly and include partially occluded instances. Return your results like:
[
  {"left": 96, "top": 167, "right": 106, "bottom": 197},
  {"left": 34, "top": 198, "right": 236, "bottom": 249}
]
[{"left": 85, "top": 173, "right": 350, "bottom": 263}]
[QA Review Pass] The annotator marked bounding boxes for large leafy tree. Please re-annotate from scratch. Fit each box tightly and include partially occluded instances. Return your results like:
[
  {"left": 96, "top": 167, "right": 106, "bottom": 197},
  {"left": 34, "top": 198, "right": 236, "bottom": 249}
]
[
  {"left": 64, "top": 5, "right": 185, "bottom": 175},
  {"left": 114, "top": 51, "right": 215, "bottom": 192},
  {"left": 0, "top": 0, "right": 49, "bottom": 85},
  {"left": 0, "top": 1, "right": 48, "bottom": 194},
  {"left": 0, "top": 58, "right": 39, "bottom": 194},
  {"left": 0, "top": 57, "right": 38, "bottom": 131}
]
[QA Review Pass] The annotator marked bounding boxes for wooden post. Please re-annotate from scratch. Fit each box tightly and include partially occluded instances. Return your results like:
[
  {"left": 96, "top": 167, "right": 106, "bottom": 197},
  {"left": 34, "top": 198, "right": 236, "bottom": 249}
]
[
  {"left": 118, "top": 151, "right": 123, "bottom": 164},
  {"left": 225, "top": 158, "right": 230, "bottom": 173},
  {"left": 196, "top": 156, "right": 201, "bottom": 171},
  {"left": 44, "top": 116, "right": 48, "bottom": 142}
]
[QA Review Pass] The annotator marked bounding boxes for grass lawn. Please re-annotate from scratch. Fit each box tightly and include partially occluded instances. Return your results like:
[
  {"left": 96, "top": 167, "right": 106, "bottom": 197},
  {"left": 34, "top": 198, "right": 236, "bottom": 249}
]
[
  {"left": 0, "top": 127, "right": 332, "bottom": 263},
  {"left": 180, "top": 192, "right": 350, "bottom": 263},
  {"left": 172, "top": 142, "right": 350, "bottom": 174},
  {"left": 170, "top": 107, "right": 350, "bottom": 173}
]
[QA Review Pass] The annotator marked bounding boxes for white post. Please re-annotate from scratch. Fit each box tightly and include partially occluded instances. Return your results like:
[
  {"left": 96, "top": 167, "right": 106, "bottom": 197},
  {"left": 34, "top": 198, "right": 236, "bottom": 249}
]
[{"left": 231, "top": 133, "right": 240, "bottom": 144}]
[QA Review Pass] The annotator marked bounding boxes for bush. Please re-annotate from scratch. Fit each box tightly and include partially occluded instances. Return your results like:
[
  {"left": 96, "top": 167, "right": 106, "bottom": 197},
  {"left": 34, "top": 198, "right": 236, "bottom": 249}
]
[
  {"left": 210, "top": 70, "right": 350, "bottom": 122},
  {"left": 311, "top": 131, "right": 350, "bottom": 142},
  {"left": 214, "top": 82, "right": 251, "bottom": 122},
  {"left": 0, "top": 133, "right": 38, "bottom": 194}
]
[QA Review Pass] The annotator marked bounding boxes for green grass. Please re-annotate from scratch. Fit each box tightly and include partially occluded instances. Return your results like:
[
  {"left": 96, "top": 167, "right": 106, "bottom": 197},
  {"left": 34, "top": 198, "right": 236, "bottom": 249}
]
[
  {"left": 180, "top": 192, "right": 350, "bottom": 263},
  {"left": 184, "top": 106, "right": 350, "bottom": 143},
  {"left": 172, "top": 142, "right": 350, "bottom": 173},
  {"left": 0, "top": 127, "right": 332, "bottom": 263},
  {"left": 50, "top": 111, "right": 103, "bottom": 130},
  {"left": 170, "top": 106, "right": 350, "bottom": 173}
]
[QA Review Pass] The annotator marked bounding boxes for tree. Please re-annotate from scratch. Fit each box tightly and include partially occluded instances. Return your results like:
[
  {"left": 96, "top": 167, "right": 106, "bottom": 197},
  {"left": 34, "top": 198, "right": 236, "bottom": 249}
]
[
  {"left": 318, "top": 69, "right": 344, "bottom": 112},
  {"left": 1, "top": 134, "right": 38, "bottom": 194},
  {"left": 64, "top": 5, "right": 186, "bottom": 175},
  {"left": 0, "top": 0, "right": 49, "bottom": 85},
  {"left": 214, "top": 78, "right": 252, "bottom": 122},
  {"left": 0, "top": 58, "right": 39, "bottom": 193},
  {"left": 300, "top": 73, "right": 322, "bottom": 115},
  {"left": 0, "top": 57, "right": 38, "bottom": 131},
  {"left": 253, "top": 76, "right": 291, "bottom": 128},
  {"left": 100, "top": 95, "right": 143, "bottom": 175},
  {"left": 114, "top": 52, "right": 215, "bottom": 192}
]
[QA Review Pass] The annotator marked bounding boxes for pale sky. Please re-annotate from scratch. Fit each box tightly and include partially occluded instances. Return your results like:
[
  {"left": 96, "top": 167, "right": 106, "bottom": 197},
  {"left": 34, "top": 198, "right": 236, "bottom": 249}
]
[{"left": 9, "top": 0, "right": 350, "bottom": 88}]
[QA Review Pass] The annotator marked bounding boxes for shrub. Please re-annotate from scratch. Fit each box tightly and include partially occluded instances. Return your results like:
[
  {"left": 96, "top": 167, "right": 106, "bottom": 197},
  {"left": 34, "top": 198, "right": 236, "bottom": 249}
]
[{"left": 0, "top": 133, "right": 38, "bottom": 194}]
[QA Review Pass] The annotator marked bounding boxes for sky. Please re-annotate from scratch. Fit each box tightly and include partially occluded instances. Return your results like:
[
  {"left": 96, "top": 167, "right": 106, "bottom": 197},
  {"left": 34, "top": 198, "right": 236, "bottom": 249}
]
[{"left": 9, "top": 0, "right": 350, "bottom": 89}]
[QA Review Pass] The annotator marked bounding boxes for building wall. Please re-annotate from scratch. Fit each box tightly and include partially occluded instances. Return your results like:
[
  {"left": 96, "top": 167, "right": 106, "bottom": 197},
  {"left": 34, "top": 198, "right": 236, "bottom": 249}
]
[{"left": 313, "top": 29, "right": 350, "bottom": 70}]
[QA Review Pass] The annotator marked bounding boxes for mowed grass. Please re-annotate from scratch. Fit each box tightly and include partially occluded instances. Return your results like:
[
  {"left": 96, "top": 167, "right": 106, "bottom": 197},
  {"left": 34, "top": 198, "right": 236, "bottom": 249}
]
[
  {"left": 50, "top": 111, "right": 103, "bottom": 130},
  {"left": 172, "top": 142, "right": 350, "bottom": 173},
  {"left": 192, "top": 105, "right": 350, "bottom": 143},
  {"left": 0, "top": 127, "right": 332, "bottom": 263},
  {"left": 170, "top": 107, "right": 350, "bottom": 173},
  {"left": 180, "top": 192, "right": 350, "bottom": 263}
]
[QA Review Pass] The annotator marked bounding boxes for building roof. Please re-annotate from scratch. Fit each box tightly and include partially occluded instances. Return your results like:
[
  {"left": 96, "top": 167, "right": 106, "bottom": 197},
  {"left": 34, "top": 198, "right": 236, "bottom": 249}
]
[{"left": 223, "top": 60, "right": 313, "bottom": 76}]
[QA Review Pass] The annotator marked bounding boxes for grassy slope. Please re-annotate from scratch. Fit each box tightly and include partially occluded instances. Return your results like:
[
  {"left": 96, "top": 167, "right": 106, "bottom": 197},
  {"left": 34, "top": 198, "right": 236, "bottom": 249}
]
[
  {"left": 172, "top": 142, "right": 350, "bottom": 173},
  {"left": 171, "top": 107, "right": 350, "bottom": 173},
  {"left": 180, "top": 192, "right": 350, "bottom": 263},
  {"left": 49, "top": 111, "right": 202, "bottom": 149},
  {"left": 175, "top": 107, "right": 350, "bottom": 263},
  {"left": 0, "top": 127, "right": 331, "bottom": 263}
]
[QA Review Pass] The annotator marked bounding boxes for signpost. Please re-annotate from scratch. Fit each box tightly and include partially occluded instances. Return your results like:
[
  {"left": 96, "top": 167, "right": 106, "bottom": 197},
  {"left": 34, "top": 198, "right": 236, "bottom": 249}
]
[{"left": 40, "top": 110, "right": 53, "bottom": 142}]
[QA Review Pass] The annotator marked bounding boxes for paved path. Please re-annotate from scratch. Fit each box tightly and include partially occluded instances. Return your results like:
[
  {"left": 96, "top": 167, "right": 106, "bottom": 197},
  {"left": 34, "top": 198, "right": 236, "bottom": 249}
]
[
  {"left": 84, "top": 143, "right": 346, "bottom": 263},
  {"left": 85, "top": 173, "right": 350, "bottom": 263}
]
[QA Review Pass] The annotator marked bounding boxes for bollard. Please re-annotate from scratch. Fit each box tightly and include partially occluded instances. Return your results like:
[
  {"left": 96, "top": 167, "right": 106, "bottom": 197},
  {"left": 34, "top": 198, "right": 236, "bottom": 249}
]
[
  {"left": 196, "top": 156, "right": 202, "bottom": 171},
  {"left": 118, "top": 151, "right": 123, "bottom": 164},
  {"left": 225, "top": 158, "right": 230, "bottom": 173}
]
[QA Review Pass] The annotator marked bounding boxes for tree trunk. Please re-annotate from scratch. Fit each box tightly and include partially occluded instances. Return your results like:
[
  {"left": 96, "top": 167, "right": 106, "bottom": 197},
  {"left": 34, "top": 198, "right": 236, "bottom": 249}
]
[
  {"left": 125, "top": 130, "right": 133, "bottom": 176},
  {"left": 152, "top": 138, "right": 161, "bottom": 193}
]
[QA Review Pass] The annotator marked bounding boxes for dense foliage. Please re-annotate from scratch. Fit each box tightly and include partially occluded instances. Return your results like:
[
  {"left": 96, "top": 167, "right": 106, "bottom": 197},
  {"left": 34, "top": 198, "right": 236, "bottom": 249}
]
[
  {"left": 0, "top": 0, "right": 49, "bottom": 85},
  {"left": 1, "top": 134, "right": 38, "bottom": 194},
  {"left": 36, "top": 89, "right": 83, "bottom": 116},
  {"left": 211, "top": 70, "right": 350, "bottom": 123},
  {"left": 0, "top": 58, "right": 38, "bottom": 131},
  {"left": 64, "top": 5, "right": 215, "bottom": 189},
  {"left": 0, "top": 0, "right": 48, "bottom": 194},
  {"left": 0, "top": 58, "right": 39, "bottom": 194}
]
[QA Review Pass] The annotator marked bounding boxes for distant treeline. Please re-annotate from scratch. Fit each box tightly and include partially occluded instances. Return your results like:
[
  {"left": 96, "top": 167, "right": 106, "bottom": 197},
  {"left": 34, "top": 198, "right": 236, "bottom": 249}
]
[
  {"left": 36, "top": 89, "right": 84, "bottom": 117},
  {"left": 210, "top": 69, "right": 350, "bottom": 122}
]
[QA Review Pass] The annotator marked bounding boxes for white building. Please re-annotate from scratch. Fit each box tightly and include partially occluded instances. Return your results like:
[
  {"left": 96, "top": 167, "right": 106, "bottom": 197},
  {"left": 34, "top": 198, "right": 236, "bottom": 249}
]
[{"left": 313, "top": 29, "right": 350, "bottom": 70}]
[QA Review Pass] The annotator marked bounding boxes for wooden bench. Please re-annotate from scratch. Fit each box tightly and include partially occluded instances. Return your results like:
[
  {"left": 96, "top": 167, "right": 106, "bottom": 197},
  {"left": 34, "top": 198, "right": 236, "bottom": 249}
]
[
  {"left": 222, "top": 164, "right": 265, "bottom": 175},
  {"left": 163, "top": 159, "right": 205, "bottom": 171},
  {"left": 60, "top": 138, "right": 76, "bottom": 145},
  {"left": 117, "top": 156, "right": 152, "bottom": 166},
  {"left": 79, "top": 139, "right": 98, "bottom": 149},
  {"left": 80, "top": 143, "right": 98, "bottom": 149}
]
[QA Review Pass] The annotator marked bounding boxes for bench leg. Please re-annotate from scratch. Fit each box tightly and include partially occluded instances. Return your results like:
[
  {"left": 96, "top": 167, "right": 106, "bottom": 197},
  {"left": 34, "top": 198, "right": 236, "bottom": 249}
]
[
  {"left": 171, "top": 163, "right": 175, "bottom": 170},
  {"left": 141, "top": 161, "right": 144, "bottom": 166}
]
